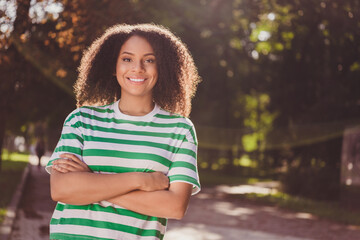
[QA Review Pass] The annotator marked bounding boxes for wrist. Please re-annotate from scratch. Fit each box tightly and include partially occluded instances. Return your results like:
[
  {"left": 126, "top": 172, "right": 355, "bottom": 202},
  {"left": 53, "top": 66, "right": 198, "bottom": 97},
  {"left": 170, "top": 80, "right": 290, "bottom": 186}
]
[{"left": 132, "top": 172, "right": 147, "bottom": 191}]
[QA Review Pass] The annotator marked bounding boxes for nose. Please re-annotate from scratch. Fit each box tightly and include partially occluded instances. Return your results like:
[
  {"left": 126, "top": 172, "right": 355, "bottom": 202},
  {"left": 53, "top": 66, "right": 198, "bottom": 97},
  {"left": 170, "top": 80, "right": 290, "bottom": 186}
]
[{"left": 132, "top": 60, "right": 145, "bottom": 72}]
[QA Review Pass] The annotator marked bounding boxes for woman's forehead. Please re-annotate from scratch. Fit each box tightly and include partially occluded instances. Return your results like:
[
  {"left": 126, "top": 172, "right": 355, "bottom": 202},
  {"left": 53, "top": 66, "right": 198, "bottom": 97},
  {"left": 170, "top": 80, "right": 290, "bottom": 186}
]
[{"left": 120, "top": 35, "right": 155, "bottom": 55}]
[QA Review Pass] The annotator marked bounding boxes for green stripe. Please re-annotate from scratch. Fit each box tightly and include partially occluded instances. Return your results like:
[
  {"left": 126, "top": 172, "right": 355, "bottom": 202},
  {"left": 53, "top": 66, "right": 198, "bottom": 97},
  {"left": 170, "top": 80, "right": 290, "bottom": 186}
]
[
  {"left": 154, "top": 113, "right": 182, "bottom": 119},
  {"left": 177, "top": 148, "right": 196, "bottom": 158},
  {"left": 46, "top": 161, "right": 154, "bottom": 174},
  {"left": 170, "top": 161, "right": 197, "bottom": 172},
  {"left": 83, "top": 149, "right": 172, "bottom": 167},
  {"left": 46, "top": 158, "right": 57, "bottom": 167},
  {"left": 64, "top": 104, "right": 114, "bottom": 125},
  {"left": 65, "top": 112, "right": 77, "bottom": 125},
  {"left": 61, "top": 133, "right": 84, "bottom": 144},
  {"left": 50, "top": 218, "right": 163, "bottom": 238},
  {"left": 169, "top": 175, "right": 200, "bottom": 188},
  {"left": 50, "top": 232, "right": 114, "bottom": 240},
  {"left": 83, "top": 135, "right": 196, "bottom": 158},
  {"left": 54, "top": 145, "right": 82, "bottom": 155},
  {"left": 71, "top": 111, "right": 193, "bottom": 130},
  {"left": 81, "top": 106, "right": 115, "bottom": 113},
  {"left": 55, "top": 203, "right": 167, "bottom": 225},
  {"left": 89, "top": 165, "right": 155, "bottom": 173},
  {"left": 71, "top": 122, "right": 187, "bottom": 141},
  {"left": 188, "top": 127, "right": 198, "bottom": 145}
]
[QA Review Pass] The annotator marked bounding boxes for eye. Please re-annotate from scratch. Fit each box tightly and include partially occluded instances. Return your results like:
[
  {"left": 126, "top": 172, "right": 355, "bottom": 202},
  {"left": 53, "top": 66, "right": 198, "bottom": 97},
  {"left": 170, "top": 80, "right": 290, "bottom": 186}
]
[
  {"left": 122, "top": 58, "right": 131, "bottom": 62},
  {"left": 145, "top": 59, "right": 155, "bottom": 63}
]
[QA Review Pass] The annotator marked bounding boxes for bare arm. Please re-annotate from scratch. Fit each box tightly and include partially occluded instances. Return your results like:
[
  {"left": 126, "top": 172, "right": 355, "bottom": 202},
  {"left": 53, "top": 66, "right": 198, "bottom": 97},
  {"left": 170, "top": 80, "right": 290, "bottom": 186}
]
[
  {"left": 50, "top": 153, "right": 169, "bottom": 205},
  {"left": 107, "top": 182, "right": 193, "bottom": 220}
]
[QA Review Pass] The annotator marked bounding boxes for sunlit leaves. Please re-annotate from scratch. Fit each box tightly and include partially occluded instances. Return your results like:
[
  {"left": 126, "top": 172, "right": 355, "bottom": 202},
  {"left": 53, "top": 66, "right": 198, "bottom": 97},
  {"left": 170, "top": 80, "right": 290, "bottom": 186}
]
[
  {"left": 281, "top": 31, "right": 294, "bottom": 48},
  {"left": 239, "top": 92, "right": 278, "bottom": 152},
  {"left": 56, "top": 68, "right": 67, "bottom": 78},
  {"left": 350, "top": 62, "right": 360, "bottom": 72},
  {"left": 229, "top": 37, "right": 242, "bottom": 50}
]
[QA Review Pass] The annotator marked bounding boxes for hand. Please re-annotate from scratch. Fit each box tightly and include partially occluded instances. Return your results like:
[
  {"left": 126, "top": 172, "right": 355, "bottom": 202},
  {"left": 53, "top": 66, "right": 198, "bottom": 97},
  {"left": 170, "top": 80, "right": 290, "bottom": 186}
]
[
  {"left": 140, "top": 172, "right": 169, "bottom": 192},
  {"left": 52, "top": 153, "right": 91, "bottom": 173}
]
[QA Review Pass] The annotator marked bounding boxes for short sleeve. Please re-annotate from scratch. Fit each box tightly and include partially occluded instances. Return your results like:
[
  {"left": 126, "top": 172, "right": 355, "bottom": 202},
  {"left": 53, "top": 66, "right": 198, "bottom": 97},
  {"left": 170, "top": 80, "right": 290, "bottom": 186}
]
[
  {"left": 45, "top": 110, "right": 84, "bottom": 174},
  {"left": 167, "top": 125, "right": 201, "bottom": 195}
]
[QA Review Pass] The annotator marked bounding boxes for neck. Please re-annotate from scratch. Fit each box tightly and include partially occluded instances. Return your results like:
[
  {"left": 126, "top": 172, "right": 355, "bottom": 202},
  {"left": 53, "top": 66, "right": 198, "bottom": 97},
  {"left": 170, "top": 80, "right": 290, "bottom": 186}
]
[{"left": 118, "top": 95, "right": 155, "bottom": 116}]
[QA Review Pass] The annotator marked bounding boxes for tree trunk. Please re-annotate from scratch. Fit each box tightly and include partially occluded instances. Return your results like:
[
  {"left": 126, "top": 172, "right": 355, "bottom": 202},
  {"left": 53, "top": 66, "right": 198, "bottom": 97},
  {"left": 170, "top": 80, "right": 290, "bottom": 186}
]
[
  {"left": 0, "top": 0, "right": 32, "bottom": 171},
  {"left": 0, "top": 110, "right": 6, "bottom": 171}
]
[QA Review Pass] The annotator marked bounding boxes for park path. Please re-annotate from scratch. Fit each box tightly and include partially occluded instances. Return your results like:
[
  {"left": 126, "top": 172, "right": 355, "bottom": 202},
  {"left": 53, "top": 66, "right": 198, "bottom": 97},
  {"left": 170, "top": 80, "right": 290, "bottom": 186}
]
[{"left": 9, "top": 157, "right": 360, "bottom": 240}]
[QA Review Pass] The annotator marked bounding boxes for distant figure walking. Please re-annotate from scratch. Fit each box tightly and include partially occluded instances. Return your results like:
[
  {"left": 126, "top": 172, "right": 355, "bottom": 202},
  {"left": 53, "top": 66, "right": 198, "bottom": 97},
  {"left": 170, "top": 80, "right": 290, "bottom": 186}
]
[{"left": 35, "top": 138, "right": 45, "bottom": 168}]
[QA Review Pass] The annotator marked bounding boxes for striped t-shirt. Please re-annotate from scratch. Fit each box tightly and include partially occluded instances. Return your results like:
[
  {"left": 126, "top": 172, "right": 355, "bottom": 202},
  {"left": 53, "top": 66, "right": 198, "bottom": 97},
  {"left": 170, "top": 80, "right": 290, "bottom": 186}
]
[{"left": 46, "top": 100, "right": 200, "bottom": 240}]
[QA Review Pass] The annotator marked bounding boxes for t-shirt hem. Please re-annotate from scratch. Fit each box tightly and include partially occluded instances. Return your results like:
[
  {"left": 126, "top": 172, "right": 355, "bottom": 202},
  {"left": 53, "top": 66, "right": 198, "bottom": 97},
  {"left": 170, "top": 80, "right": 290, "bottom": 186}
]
[
  {"left": 45, "top": 165, "right": 53, "bottom": 174},
  {"left": 169, "top": 180, "right": 201, "bottom": 195}
]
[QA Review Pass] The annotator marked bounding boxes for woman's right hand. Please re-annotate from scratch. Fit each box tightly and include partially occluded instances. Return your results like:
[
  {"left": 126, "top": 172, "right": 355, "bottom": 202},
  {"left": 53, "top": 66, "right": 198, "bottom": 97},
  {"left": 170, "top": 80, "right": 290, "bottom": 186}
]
[
  {"left": 52, "top": 153, "right": 91, "bottom": 173},
  {"left": 140, "top": 172, "right": 169, "bottom": 192}
]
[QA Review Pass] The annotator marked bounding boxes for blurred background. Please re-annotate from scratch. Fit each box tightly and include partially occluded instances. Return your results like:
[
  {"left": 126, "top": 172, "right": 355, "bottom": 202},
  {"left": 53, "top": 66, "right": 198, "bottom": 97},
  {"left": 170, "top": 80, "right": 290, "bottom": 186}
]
[{"left": 1, "top": 0, "right": 360, "bottom": 238}]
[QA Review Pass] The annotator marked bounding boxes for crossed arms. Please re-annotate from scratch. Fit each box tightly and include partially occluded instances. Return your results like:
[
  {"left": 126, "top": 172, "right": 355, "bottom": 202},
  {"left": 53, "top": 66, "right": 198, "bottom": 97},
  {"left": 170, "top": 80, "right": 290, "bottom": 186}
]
[{"left": 50, "top": 153, "right": 193, "bottom": 220}]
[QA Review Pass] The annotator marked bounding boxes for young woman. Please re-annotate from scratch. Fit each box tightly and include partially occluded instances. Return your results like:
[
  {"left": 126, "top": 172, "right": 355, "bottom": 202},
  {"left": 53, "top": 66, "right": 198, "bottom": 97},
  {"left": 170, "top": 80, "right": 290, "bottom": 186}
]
[{"left": 46, "top": 23, "right": 201, "bottom": 240}]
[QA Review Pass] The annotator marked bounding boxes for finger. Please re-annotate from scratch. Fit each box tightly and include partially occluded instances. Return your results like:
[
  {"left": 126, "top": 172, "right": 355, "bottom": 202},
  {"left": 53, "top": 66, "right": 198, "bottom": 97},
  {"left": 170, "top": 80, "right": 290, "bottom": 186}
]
[
  {"left": 55, "top": 158, "right": 91, "bottom": 172},
  {"left": 60, "top": 153, "right": 82, "bottom": 163},
  {"left": 55, "top": 158, "right": 83, "bottom": 169},
  {"left": 53, "top": 164, "right": 69, "bottom": 173},
  {"left": 60, "top": 153, "right": 87, "bottom": 167},
  {"left": 56, "top": 163, "right": 78, "bottom": 172}
]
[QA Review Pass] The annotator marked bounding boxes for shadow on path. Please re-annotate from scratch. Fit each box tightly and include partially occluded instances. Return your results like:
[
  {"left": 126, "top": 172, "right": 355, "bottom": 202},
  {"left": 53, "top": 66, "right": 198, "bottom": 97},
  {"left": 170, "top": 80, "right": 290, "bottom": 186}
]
[
  {"left": 166, "top": 188, "right": 360, "bottom": 240},
  {"left": 10, "top": 165, "right": 56, "bottom": 240},
  {"left": 9, "top": 161, "right": 360, "bottom": 240}
]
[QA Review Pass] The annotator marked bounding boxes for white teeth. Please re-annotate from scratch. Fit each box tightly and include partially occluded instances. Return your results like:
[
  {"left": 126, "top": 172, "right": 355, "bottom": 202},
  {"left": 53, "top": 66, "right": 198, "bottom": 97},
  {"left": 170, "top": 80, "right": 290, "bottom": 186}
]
[{"left": 129, "top": 78, "right": 145, "bottom": 82}]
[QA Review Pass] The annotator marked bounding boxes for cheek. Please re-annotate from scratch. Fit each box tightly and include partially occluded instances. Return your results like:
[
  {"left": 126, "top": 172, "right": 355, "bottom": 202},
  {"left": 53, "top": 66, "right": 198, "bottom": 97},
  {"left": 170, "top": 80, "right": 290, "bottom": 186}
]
[
  {"left": 116, "top": 63, "right": 127, "bottom": 75},
  {"left": 150, "top": 66, "right": 158, "bottom": 79}
]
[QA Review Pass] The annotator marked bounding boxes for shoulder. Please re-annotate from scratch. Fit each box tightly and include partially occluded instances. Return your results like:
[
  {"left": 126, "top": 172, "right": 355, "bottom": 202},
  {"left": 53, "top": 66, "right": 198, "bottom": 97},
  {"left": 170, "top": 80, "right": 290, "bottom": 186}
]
[
  {"left": 79, "top": 102, "right": 115, "bottom": 114},
  {"left": 156, "top": 107, "right": 194, "bottom": 127},
  {"left": 64, "top": 102, "right": 115, "bottom": 126},
  {"left": 155, "top": 107, "right": 197, "bottom": 144}
]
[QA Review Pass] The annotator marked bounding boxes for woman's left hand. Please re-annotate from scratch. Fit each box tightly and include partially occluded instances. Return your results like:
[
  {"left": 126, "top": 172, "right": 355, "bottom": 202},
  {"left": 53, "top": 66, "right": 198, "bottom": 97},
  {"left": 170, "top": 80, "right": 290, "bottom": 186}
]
[{"left": 52, "top": 153, "right": 91, "bottom": 173}]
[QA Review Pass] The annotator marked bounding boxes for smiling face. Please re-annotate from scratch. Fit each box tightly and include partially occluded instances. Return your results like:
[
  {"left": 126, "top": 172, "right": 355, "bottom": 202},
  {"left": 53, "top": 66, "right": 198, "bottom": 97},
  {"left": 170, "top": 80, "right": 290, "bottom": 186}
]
[{"left": 115, "top": 35, "right": 158, "bottom": 101}]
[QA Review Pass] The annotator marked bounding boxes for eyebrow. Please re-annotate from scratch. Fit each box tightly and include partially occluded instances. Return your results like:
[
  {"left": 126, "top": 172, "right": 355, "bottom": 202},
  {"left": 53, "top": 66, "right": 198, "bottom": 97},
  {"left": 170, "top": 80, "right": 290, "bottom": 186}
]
[{"left": 120, "top": 51, "right": 155, "bottom": 56}]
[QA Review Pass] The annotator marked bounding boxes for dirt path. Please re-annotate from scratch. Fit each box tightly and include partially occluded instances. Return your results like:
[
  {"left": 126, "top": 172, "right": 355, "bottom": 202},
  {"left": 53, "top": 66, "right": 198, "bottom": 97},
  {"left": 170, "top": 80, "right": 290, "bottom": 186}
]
[
  {"left": 166, "top": 188, "right": 360, "bottom": 240},
  {"left": 10, "top": 165, "right": 56, "bottom": 240},
  {"left": 9, "top": 162, "right": 360, "bottom": 240}
]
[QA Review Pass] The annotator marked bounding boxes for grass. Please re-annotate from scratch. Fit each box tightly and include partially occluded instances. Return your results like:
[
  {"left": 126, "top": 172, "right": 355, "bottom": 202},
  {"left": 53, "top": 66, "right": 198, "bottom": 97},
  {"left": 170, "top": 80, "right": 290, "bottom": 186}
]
[
  {"left": 199, "top": 169, "right": 273, "bottom": 187},
  {"left": 199, "top": 169, "right": 360, "bottom": 226},
  {"left": 0, "top": 150, "right": 29, "bottom": 224}
]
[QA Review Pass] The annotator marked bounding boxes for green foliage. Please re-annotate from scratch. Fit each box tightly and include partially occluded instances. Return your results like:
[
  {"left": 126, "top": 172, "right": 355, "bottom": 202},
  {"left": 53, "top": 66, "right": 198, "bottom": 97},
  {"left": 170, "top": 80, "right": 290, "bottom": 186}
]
[
  {"left": 1, "top": 0, "right": 360, "bottom": 201},
  {"left": 0, "top": 152, "right": 28, "bottom": 224},
  {"left": 281, "top": 167, "right": 340, "bottom": 200},
  {"left": 199, "top": 169, "right": 271, "bottom": 187}
]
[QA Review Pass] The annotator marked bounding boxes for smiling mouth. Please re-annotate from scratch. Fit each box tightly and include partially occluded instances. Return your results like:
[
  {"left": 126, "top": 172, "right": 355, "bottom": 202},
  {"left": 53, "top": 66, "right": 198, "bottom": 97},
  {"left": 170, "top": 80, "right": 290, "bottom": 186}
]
[{"left": 127, "top": 77, "right": 146, "bottom": 82}]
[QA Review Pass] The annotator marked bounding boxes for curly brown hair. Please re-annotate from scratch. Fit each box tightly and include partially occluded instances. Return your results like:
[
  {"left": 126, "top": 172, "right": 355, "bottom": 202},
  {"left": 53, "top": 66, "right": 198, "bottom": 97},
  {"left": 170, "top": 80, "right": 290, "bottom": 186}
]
[{"left": 74, "top": 23, "right": 200, "bottom": 117}]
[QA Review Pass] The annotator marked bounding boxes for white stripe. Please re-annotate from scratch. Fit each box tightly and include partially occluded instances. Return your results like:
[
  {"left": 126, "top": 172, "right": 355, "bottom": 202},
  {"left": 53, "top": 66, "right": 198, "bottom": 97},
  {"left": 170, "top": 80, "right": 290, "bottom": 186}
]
[
  {"left": 84, "top": 141, "right": 173, "bottom": 157},
  {"left": 78, "top": 118, "right": 188, "bottom": 135},
  {"left": 61, "top": 126, "right": 83, "bottom": 136},
  {"left": 51, "top": 224, "right": 161, "bottom": 240},
  {"left": 168, "top": 167, "right": 198, "bottom": 179},
  {"left": 178, "top": 141, "right": 197, "bottom": 150},
  {"left": 57, "top": 138, "right": 82, "bottom": 148},
  {"left": 172, "top": 154, "right": 197, "bottom": 166},
  {"left": 52, "top": 208, "right": 166, "bottom": 233},
  {"left": 79, "top": 107, "right": 189, "bottom": 125},
  {"left": 84, "top": 156, "right": 169, "bottom": 173},
  {"left": 84, "top": 129, "right": 183, "bottom": 146}
]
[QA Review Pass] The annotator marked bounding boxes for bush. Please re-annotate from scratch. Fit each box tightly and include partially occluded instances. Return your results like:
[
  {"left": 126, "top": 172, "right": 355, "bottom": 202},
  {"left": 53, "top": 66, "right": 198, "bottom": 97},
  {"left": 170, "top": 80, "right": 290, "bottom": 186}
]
[{"left": 281, "top": 166, "right": 340, "bottom": 201}]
